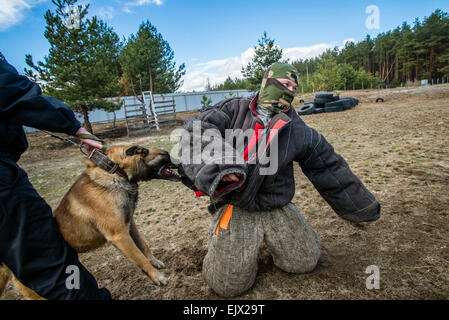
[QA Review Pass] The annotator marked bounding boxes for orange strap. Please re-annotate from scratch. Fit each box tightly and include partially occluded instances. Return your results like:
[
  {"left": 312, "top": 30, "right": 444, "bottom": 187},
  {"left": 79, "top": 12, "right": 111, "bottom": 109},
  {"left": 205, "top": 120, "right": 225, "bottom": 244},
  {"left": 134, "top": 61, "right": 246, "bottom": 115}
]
[{"left": 215, "top": 205, "right": 233, "bottom": 235}]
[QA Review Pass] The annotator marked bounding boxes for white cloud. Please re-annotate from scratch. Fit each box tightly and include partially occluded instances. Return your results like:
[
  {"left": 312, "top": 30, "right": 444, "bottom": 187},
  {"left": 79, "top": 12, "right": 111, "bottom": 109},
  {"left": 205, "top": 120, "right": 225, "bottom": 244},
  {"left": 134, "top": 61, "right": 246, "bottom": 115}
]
[
  {"left": 0, "top": 0, "right": 47, "bottom": 31},
  {"left": 97, "top": 6, "right": 114, "bottom": 20},
  {"left": 126, "top": 0, "right": 163, "bottom": 6},
  {"left": 180, "top": 47, "right": 255, "bottom": 92},
  {"left": 180, "top": 43, "right": 335, "bottom": 92},
  {"left": 282, "top": 43, "right": 333, "bottom": 62},
  {"left": 122, "top": 6, "right": 133, "bottom": 14}
]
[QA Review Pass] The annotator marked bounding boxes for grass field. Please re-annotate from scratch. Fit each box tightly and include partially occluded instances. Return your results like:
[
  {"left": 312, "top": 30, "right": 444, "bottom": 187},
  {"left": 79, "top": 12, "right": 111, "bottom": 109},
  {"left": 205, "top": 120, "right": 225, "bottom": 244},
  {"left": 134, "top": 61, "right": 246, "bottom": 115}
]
[{"left": 3, "top": 85, "right": 449, "bottom": 300}]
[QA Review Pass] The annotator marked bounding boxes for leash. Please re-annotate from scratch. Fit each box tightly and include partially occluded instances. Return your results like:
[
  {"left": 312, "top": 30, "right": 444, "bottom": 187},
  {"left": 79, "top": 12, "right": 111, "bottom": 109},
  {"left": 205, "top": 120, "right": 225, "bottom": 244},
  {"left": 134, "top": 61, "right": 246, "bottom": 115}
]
[
  {"left": 40, "top": 129, "right": 85, "bottom": 152},
  {"left": 39, "top": 130, "right": 128, "bottom": 180},
  {"left": 39, "top": 130, "right": 108, "bottom": 153}
]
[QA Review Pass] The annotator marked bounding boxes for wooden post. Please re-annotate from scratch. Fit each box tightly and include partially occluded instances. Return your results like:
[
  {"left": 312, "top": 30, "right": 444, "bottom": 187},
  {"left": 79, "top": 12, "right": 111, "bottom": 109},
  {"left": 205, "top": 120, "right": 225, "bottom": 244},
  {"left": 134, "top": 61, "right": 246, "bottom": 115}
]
[
  {"left": 147, "top": 64, "right": 155, "bottom": 119},
  {"left": 151, "top": 94, "right": 159, "bottom": 131}
]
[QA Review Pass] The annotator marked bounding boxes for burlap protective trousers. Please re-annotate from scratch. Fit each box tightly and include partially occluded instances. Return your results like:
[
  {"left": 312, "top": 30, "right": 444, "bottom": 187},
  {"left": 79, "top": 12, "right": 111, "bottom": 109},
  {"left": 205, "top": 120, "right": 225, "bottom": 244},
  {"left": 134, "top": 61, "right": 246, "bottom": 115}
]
[{"left": 202, "top": 202, "right": 321, "bottom": 297}]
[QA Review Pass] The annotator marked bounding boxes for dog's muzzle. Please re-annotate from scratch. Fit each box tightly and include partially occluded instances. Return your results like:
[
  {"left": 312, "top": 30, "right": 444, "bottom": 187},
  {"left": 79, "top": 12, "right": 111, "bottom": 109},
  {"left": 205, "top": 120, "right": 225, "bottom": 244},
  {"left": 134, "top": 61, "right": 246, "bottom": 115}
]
[{"left": 156, "top": 162, "right": 181, "bottom": 181}]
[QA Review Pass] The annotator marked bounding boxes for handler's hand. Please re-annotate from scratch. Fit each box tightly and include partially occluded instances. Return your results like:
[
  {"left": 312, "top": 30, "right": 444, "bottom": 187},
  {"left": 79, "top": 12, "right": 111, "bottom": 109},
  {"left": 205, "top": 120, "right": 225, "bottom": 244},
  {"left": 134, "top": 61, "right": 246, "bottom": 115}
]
[
  {"left": 221, "top": 173, "right": 242, "bottom": 183},
  {"left": 76, "top": 127, "right": 103, "bottom": 152}
]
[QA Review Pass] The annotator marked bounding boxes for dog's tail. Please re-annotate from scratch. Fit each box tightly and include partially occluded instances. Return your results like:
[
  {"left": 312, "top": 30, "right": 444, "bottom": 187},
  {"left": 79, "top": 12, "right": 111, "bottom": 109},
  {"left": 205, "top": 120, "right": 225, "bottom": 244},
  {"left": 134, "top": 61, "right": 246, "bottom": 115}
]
[{"left": 0, "top": 263, "right": 12, "bottom": 298}]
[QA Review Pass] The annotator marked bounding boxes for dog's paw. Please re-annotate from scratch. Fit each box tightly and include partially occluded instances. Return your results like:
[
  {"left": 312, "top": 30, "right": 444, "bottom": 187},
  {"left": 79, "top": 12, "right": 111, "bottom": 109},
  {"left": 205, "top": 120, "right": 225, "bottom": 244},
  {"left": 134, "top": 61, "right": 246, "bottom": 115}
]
[
  {"left": 150, "top": 272, "right": 168, "bottom": 286},
  {"left": 150, "top": 258, "right": 165, "bottom": 269}
]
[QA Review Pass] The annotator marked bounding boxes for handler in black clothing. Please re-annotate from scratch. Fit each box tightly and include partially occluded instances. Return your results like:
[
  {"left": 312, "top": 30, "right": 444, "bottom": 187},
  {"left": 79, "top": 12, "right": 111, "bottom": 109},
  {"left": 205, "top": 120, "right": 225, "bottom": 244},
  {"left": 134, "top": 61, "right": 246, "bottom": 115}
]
[{"left": 0, "top": 52, "right": 111, "bottom": 300}]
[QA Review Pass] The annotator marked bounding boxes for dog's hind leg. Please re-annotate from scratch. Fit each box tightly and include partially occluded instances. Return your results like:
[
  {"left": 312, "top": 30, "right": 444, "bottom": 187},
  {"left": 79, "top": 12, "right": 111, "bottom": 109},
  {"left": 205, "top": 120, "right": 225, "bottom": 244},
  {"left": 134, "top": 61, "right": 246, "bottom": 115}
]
[
  {"left": 0, "top": 263, "right": 11, "bottom": 298},
  {"left": 129, "top": 218, "right": 165, "bottom": 269},
  {"left": 0, "top": 264, "right": 45, "bottom": 300},
  {"left": 11, "top": 276, "right": 45, "bottom": 300}
]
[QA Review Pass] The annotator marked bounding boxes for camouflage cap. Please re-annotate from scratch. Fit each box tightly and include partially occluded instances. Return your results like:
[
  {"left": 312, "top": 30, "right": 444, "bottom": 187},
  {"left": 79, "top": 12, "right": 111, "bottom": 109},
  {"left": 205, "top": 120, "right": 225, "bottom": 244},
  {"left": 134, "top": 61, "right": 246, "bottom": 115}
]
[
  {"left": 258, "top": 62, "right": 299, "bottom": 112},
  {"left": 263, "top": 62, "right": 298, "bottom": 84}
]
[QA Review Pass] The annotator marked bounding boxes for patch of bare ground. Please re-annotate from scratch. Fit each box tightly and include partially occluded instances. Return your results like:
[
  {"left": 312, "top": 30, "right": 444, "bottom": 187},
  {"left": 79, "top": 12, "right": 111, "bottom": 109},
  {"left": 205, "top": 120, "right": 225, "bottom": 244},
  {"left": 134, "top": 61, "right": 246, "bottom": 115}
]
[{"left": 3, "top": 85, "right": 448, "bottom": 300}]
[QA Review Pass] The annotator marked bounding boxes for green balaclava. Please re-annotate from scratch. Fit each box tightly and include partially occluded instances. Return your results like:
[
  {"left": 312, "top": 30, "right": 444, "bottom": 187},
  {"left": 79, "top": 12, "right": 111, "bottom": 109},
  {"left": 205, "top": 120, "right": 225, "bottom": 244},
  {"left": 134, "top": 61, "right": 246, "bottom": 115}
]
[{"left": 258, "top": 62, "right": 299, "bottom": 113}]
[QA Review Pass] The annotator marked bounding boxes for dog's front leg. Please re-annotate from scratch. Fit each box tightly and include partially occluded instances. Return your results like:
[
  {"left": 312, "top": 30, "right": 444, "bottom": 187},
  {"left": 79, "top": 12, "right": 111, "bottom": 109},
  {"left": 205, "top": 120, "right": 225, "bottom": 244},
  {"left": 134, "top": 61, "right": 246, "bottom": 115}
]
[
  {"left": 129, "top": 218, "right": 165, "bottom": 269},
  {"left": 107, "top": 232, "right": 168, "bottom": 286}
]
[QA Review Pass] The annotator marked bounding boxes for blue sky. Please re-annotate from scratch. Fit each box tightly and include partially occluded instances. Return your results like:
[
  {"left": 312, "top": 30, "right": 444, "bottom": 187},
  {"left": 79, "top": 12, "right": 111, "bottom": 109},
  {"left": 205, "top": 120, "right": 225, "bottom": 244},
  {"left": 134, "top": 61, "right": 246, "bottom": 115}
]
[{"left": 1, "top": 0, "right": 448, "bottom": 91}]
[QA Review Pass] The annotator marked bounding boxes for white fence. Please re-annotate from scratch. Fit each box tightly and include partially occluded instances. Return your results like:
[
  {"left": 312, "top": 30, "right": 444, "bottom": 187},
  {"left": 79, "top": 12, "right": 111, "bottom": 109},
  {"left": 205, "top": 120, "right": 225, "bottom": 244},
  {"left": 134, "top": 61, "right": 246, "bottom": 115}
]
[
  {"left": 105, "top": 89, "right": 254, "bottom": 122},
  {"left": 85, "top": 89, "right": 255, "bottom": 124},
  {"left": 24, "top": 89, "right": 255, "bottom": 132}
]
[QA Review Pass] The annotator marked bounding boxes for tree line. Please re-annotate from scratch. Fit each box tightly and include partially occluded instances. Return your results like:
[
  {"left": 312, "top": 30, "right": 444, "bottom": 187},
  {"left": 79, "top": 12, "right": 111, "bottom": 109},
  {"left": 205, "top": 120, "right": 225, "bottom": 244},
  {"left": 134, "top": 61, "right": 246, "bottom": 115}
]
[{"left": 212, "top": 9, "right": 449, "bottom": 93}]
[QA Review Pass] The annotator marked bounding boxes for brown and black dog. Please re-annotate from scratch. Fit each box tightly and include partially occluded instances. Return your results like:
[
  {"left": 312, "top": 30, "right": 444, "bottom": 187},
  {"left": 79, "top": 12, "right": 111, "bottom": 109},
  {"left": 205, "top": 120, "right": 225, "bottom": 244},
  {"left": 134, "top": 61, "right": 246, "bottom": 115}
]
[{"left": 0, "top": 145, "right": 180, "bottom": 300}]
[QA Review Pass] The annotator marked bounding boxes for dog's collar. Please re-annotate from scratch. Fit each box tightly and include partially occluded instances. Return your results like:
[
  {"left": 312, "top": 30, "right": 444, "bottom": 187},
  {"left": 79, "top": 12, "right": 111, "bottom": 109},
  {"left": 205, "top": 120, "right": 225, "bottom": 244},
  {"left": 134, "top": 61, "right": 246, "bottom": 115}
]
[{"left": 87, "top": 149, "right": 128, "bottom": 180}]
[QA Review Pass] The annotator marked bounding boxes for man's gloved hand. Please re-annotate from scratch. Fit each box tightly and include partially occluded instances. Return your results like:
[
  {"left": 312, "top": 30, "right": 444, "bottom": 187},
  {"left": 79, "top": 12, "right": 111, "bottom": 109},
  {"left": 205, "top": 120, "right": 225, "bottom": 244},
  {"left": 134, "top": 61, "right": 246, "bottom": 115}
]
[
  {"left": 221, "top": 173, "right": 242, "bottom": 183},
  {"left": 75, "top": 127, "right": 103, "bottom": 153}
]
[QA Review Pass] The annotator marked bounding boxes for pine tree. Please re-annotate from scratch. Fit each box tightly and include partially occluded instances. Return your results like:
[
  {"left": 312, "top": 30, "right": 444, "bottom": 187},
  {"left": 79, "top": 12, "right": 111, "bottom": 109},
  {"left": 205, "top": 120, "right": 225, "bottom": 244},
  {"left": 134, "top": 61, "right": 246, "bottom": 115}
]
[
  {"left": 338, "top": 63, "right": 357, "bottom": 89},
  {"left": 200, "top": 95, "right": 212, "bottom": 110},
  {"left": 241, "top": 31, "right": 284, "bottom": 90},
  {"left": 315, "top": 51, "right": 342, "bottom": 91},
  {"left": 119, "top": 20, "right": 186, "bottom": 100},
  {"left": 211, "top": 77, "right": 250, "bottom": 91},
  {"left": 25, "top": 0, "right": 122, "bottom": 133},
  {"left": 421, "top": 9, "right": 449, "bottom": 79}
]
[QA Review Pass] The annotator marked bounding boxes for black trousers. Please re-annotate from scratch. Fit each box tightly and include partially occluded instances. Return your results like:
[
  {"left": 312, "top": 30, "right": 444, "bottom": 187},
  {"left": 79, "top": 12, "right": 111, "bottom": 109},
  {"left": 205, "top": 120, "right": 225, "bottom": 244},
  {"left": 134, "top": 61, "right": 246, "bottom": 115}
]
[{"left": 0, "top": 156, "right": 111, "bottom": 300}]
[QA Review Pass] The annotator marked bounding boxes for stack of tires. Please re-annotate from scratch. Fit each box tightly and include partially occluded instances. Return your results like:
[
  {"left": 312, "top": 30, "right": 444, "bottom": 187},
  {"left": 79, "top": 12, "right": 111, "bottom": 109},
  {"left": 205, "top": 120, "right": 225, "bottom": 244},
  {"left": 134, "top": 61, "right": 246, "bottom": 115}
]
[{"left": 297, "top": 92, "right": 359, "bottom": 116}]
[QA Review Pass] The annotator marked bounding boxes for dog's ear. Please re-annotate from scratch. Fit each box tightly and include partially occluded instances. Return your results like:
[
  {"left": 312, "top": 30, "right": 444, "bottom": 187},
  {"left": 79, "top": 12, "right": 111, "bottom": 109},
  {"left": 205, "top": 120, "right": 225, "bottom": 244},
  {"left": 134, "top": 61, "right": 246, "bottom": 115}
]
[
  {"left": 126, "top": 146, "right": 149, "bottom": 156},
  {"left": 125, "top": 146, "right": 139, "bottom": 156}
]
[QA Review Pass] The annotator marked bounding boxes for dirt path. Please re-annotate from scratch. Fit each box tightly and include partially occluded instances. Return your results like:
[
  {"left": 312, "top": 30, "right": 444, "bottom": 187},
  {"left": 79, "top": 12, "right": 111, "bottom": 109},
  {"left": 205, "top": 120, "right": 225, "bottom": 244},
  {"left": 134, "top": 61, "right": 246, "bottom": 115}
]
[{"left": 3, "top": 85, "right": 449, "bottom": 300}]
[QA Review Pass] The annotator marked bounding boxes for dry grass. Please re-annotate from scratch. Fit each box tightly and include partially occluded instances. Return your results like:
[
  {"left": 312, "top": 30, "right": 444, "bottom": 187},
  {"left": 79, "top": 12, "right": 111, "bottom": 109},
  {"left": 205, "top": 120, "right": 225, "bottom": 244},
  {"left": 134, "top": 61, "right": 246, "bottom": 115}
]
[{"left": 3, "top": 85, "right": 449, "bottom": 300}]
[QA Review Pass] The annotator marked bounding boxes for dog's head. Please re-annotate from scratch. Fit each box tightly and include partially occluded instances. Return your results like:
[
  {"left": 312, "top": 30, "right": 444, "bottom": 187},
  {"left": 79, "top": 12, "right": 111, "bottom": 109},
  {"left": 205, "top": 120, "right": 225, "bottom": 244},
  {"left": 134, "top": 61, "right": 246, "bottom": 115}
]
[{"left": 97, "top": 145, "right": 180, "bottom": 183}]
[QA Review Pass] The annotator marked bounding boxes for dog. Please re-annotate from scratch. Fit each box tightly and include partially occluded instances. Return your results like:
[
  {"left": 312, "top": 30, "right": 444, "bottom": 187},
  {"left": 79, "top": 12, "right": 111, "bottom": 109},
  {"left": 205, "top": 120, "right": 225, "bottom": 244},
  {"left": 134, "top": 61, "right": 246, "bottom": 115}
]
[{"left": 0, "top": 145, "right": 180, "bottom": 300}]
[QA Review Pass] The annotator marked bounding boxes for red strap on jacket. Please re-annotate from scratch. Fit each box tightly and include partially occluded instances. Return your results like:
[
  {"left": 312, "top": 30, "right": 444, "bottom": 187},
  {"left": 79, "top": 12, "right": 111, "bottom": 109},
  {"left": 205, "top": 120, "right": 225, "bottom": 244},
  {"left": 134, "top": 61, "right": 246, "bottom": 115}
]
[{"left": 243, "top": 122, "right": 264, "bottom": 162}]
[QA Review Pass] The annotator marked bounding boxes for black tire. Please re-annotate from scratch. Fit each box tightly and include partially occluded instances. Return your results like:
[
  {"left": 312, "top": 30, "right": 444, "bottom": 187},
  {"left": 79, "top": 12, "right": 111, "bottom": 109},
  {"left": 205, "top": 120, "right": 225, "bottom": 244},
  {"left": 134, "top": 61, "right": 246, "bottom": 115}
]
[
  {"left": 341, "top": 98, "right": 359, "bottom": 108},
  {"left": 314, "top": 103, "right": 325, "bottom": 109},
  {"left": 298, "top": 104, "right": 316, "bottom": 115},
  {"left": 314, "top": 97, "right": 332, "bottom": 104},
  {"left": 324, "top": 98, "right": 355, "bottom": 111},
  {"left": 314, "top": 107, "right": 325, "bottom": 114},
  {"left": 315, "top": 92, "right": 333, "bottom": 99},
  {"left": 343, "top": 98, "right": 357, "bottom": 109},
  {"left": 324, "top": 105, "right": 345, "bottom": 113},
  {"left": 376, "top": 97, "right": 384, "bottom": 103},
  {"left": 331, "top": 95, "right": 340, "bottom": 101}
]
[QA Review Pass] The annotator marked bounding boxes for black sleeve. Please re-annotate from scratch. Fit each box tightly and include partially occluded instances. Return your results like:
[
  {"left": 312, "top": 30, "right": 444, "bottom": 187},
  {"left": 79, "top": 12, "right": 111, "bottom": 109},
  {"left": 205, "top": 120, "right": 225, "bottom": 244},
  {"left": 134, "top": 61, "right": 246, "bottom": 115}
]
[
  {"left": 178, "top": 101, "right": 247, "bottom": 199},
  {"left": 298, "top": 126, "right": 381, "bottom": 222},
  {"left": 0, "top": 56, "right": 81, "bottom": 135}
]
